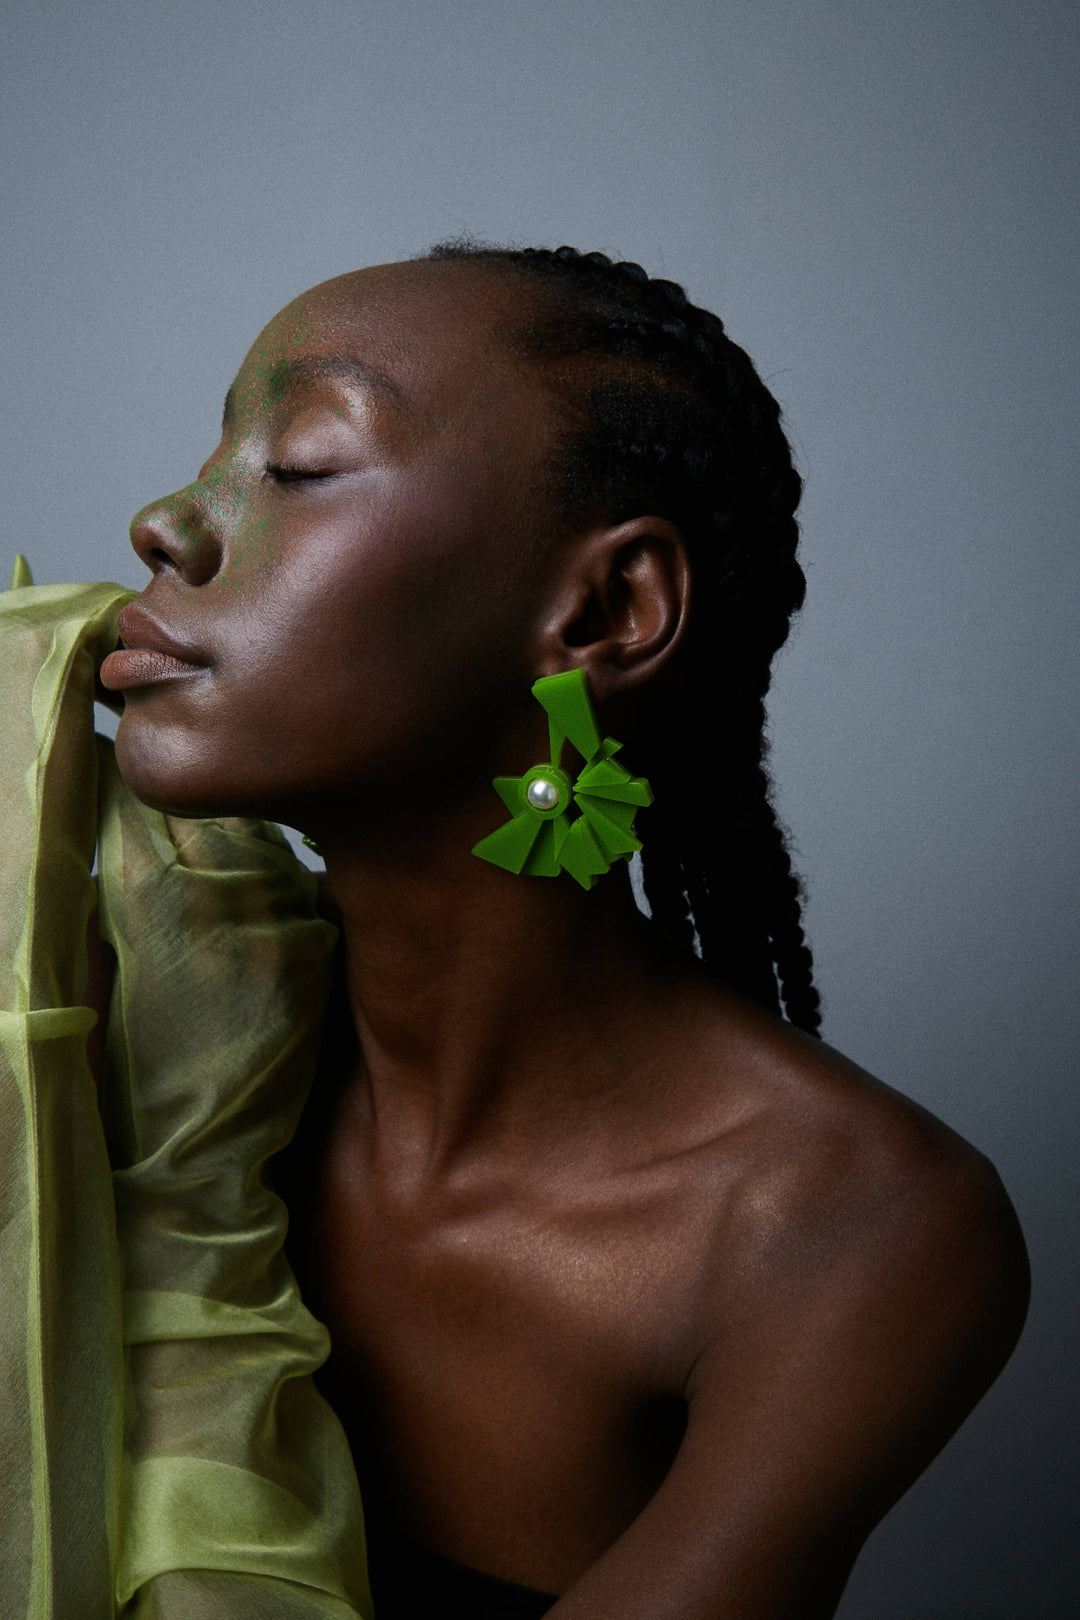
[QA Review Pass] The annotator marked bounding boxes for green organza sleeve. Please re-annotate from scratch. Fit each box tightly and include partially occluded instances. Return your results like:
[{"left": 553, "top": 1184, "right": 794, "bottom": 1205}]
[
  {"left": 1, "top": 562, "right": 373, "bottom": 1619},
  {"left": 1, "top": 570, "right": 132, "bottom": 1618}
]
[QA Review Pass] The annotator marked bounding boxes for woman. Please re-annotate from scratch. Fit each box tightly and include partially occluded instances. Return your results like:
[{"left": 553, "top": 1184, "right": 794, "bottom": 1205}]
[{"left": 9, "top": 245, "right": 1028, "bottom": 1618}]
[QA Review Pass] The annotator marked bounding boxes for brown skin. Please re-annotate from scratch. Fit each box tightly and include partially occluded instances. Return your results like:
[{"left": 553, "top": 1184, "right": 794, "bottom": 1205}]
[{"left": 95, "top": 259, "right": 1029, "bottom": 1617}]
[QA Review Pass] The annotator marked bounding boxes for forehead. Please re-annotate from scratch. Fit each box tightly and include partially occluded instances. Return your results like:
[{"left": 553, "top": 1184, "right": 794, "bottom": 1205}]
[{"left": 231, "top": 260, "right": 549, "bottom": 433}]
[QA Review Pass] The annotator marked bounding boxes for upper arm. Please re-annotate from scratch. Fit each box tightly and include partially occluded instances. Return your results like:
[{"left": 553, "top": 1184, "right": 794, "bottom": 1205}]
[{"left": 550, "top": 1146, "right": 1029, "bottom": 1620}]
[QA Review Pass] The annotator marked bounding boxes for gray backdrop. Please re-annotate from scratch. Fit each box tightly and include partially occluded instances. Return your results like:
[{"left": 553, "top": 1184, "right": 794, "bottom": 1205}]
[{"left": 3, "top": 2, "right": 1076, "bottom": 1615}]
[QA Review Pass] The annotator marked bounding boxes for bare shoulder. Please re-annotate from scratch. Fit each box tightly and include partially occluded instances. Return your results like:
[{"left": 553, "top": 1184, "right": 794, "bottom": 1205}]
[
  {"left": 670, "top": 988, "right": 1030, "bottom": 1396},
  {"left": 556, "top": 994, "right": 1031, "bottom": 1618}
]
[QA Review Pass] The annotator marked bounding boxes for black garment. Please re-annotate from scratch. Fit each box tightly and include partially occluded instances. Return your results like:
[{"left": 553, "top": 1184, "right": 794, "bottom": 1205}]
[{"left": 367, "top": 1530, "right": 558, "bottom": 1618}]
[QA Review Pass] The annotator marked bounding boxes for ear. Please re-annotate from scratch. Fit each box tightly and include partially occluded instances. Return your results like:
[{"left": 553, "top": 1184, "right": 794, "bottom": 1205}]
[{"left": 534, "top": 517, "right": 691, "bottom": 703}]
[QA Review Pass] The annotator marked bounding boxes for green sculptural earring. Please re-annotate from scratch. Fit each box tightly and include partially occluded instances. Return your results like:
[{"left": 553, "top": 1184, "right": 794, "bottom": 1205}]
[{"left": 471, "top": 668, "right": 653, "bottom": 890}]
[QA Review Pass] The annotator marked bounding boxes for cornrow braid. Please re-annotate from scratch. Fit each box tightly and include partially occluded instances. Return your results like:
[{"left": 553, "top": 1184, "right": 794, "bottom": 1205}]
[{"left": 427, "top": 241, "right": 822, "bottom": 1036}]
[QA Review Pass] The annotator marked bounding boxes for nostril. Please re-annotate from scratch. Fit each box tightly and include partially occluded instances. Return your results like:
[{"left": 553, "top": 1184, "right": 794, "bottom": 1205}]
[
  {"left": 129, "top": 493, "right": 222, "bottom": 586},
  {"left": 129, "top": 512, "right": 174, "bottom": 569}
]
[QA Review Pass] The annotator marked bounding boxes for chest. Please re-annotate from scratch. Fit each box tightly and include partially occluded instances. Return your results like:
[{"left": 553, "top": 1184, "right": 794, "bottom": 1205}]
[
  {"left": 293, "top": 1101, "right": 695, "bottom": 1402},
  {"left": 279, "top": 1081, "right": 696, "bottom": 1577}
]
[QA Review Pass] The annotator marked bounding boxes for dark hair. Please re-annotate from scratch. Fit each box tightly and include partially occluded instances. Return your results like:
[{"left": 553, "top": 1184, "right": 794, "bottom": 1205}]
[{"left": 426, "top": 241, "right": 822, "bottom": 1036}]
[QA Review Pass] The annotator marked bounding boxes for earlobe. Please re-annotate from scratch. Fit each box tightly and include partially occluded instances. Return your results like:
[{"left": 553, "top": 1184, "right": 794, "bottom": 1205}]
[{"left": 539, "top": 516, "right": 691, "bottom": 700}]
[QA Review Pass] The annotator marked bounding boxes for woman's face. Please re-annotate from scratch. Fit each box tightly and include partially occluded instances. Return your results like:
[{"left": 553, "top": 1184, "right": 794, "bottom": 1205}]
[{"left": 105, "top": 261, "right": 565, "bottom": 830}]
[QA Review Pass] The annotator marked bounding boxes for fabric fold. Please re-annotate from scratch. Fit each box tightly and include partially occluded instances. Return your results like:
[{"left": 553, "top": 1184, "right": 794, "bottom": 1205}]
[
  {"left": 1, "top": 569, "right": 372, "bottom": 1618},
  {"left": 1, "top": 577, "right": 135, "bottom": 1620}
]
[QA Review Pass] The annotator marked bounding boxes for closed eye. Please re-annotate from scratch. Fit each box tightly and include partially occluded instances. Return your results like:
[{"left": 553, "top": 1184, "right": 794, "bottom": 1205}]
[{"left": 266, "top": 464, "right": 339, "bottom": 483}]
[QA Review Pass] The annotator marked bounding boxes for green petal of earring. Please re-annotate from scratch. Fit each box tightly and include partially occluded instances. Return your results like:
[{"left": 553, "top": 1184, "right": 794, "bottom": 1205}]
[{"left": 471, "top": 669, "right": 653, "bottom": 890}]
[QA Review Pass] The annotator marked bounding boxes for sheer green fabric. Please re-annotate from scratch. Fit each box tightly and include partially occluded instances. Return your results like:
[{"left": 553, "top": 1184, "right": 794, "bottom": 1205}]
[{"left": 1, "top": 569, "right": 372, "bottom": 1618}]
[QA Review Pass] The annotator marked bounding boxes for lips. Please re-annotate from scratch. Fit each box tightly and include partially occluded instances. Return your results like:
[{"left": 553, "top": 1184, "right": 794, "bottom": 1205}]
[{"left": 99, "top": 604, "right": 211, "bottom": 691}]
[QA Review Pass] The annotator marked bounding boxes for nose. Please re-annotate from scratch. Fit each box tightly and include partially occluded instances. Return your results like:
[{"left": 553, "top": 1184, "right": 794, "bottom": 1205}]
[{"left": 129, "top": 482, "right": 223, "bottom": 586}]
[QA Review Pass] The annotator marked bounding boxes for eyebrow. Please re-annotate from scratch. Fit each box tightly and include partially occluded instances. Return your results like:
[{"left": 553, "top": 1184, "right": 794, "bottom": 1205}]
[{"left": 221, "top": 354, "right": 404, "bottom": 430}]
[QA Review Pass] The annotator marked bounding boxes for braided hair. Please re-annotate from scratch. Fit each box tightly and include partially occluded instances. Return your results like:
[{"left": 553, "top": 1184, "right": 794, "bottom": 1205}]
[{"left": 427, "top": 242, "right": 822, "bottom": 1036}]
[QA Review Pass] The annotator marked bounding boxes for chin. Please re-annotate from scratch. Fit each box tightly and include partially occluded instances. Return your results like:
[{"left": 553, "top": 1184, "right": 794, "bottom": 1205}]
[{"left": 113, "top": 711, "right": 250, "bottom": 820}]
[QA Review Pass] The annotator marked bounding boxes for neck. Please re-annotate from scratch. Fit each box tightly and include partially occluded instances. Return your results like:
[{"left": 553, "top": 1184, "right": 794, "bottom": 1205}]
[{"left": 318, "top": 793, "right": 673, "bottom": 1178}]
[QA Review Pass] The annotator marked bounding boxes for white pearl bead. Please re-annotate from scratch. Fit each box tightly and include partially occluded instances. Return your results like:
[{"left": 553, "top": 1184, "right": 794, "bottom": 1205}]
[{"left": 526, "top": 776, "right": 560, "bottom": 810}]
